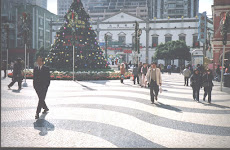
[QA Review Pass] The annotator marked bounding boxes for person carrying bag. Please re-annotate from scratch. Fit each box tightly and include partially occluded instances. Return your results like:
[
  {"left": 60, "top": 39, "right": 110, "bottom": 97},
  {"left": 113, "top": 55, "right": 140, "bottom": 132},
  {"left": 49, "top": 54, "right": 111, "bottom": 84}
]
[
  {"left": 146, "top": 62, "right": 162, "bottom": 104},
  {"left": 202, "top": 69, "right": 214, "bottom": 103}
]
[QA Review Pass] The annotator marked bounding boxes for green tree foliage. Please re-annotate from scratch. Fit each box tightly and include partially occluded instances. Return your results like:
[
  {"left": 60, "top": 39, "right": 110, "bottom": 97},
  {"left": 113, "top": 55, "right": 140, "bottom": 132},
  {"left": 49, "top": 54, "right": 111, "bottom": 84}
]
[{"left": 154, "top": 40, "right": 191, "bottom": 61}]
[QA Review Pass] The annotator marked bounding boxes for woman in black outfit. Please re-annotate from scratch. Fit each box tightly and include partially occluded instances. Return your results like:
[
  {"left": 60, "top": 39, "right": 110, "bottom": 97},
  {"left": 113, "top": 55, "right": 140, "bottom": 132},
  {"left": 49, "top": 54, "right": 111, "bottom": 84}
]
[
  {"left": 190, "top": 69, "right": 202, "bottom": 102},
  {"left": 202, "top": 69, "right": 214, "bottom": 103}
]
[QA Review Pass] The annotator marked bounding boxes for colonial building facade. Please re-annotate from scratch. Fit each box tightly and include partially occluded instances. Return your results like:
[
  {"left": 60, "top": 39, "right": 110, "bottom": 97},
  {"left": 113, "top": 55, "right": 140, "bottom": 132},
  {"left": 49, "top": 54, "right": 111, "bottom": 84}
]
[
  {"left": 212, "top": 0, "right": 230, "bottom": 68},
  {"left": 91, "top": 11, "right": 212, "bottom": 66}
]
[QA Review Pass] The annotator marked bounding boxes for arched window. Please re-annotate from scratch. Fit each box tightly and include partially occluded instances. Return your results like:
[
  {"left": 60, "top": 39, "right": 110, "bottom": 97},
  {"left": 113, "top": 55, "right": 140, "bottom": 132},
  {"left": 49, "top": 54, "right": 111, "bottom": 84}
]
[
  {"left": 118, "top": 32, "right": 126, "bottom": 45},
  {"left": 165, "top": 33, "right": 172, "bottom": 43},
  {"left": 193, "top": 33, "right": 200, "bottom": 48},
  {"left": 179, "top": 33, "right": 186, "bottom": 42},
  {"left": 152, "top": 34, "right": 159, "bottom": 47},
  {"left": 105, "top": 32, "right": 113, "bottom": 42}
]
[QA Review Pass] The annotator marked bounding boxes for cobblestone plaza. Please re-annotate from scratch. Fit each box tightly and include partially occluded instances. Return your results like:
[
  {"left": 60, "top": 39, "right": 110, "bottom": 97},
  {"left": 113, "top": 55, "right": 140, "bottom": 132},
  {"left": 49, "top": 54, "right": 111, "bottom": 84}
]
[{"left": 1, "top": 72, "right": 230, "bottom": 148}]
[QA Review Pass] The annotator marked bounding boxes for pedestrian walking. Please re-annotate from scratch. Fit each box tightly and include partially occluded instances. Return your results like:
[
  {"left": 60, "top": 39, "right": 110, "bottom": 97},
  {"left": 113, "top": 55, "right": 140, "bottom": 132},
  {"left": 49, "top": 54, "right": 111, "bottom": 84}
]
[
  {"left": 190, "top": 69, "right": 202, "bottom": 102},
  {"left": 132, "top": 64, "right": 139, "bottom": 85},
  {"left": 138, "top": 62, "right": 143, "bottom": 86},
  {"left": 33, "top": 56, "right": 51, "bottom": 119},
  {"left": 160, "top": 64, "right": 164, "bottom": 74},
  {"left": 180, "top": 65, "right": 185, "bottom": 75},
  {"left": 183, "top": 66, "right": 191, "bottom": 86},
  {"left": 202, "top": 69, "right": 214, "bottom": 103},
  {"left": 146, "top": 62, "right": 162, "bottom": 103},
  {"left": 120, "top": 63, "right": 125, "bottom": 84},
  {"left": 125, "top": 62, "right": 129, "bottom": 72},
  {"left": 216, "top": 65, "right": 221, "bottom": 82},
  {"left": 167, "top": 64, "right": 172, "bottom": 75},
  {"left": 2, "top": 60, "right": 7, "bottom": 78},
  {"left": 141, "top": 63, "right": 148, "bottom": 87},
  {"left": 8, "top": 58, "right": 23, "bottom": 90},
  {"left": 10, "top": 61, "right": 14, "bottom": 71}
]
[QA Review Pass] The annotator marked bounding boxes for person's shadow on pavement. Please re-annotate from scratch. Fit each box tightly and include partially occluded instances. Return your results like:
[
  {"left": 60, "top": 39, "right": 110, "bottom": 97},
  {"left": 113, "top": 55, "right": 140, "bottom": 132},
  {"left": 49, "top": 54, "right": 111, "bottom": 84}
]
[
  {"left": 12, "top": 89, "right": 21, "bottom": 93},
  {"left": 33, "top": 113, "right": 55, "bottom": 136}
]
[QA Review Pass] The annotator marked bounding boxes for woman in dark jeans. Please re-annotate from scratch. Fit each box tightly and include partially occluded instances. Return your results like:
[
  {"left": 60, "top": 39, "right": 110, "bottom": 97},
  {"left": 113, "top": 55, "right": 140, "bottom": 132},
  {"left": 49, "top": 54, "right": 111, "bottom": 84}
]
[
  {"left": 202, "top": 69, "right": 214, "bottom": 103},
  {"left": 190, "top": 69, "right": 202, "bottom": 102}
]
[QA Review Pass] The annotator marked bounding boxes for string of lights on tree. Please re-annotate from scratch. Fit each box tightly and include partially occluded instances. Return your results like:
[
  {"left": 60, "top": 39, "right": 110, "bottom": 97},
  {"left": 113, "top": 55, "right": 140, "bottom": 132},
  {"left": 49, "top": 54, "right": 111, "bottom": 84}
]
[{"left": 45, "top": 0, "right": 108, "bottom": 70}]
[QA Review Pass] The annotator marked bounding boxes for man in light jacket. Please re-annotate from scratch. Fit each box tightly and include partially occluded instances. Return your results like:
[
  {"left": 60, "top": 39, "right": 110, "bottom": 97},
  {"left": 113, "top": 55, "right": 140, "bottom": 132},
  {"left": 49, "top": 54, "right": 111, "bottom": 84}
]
[
  {"left": 146, "top": 62, "right": 162, "bottom": 103},
  {"left": 183, "top": 66, "right": 191, "bottom": 86}
]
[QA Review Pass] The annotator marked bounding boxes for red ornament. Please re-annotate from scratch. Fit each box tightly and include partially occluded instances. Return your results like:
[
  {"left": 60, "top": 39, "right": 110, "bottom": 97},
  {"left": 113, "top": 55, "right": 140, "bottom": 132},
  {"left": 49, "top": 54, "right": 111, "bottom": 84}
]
[
  {"left": 22, "top": 12, "right": 27, "bottom": 22},
  {"left": 72, "top": 12, "right": 74, "bottom": 20}
]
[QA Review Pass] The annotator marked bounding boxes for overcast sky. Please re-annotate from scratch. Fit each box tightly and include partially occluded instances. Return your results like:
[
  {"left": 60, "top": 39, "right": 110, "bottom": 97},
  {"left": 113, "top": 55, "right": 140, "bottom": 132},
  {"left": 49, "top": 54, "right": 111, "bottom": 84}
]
[{"left": 47, "top": 0, "right": 213, "bottom": 17}]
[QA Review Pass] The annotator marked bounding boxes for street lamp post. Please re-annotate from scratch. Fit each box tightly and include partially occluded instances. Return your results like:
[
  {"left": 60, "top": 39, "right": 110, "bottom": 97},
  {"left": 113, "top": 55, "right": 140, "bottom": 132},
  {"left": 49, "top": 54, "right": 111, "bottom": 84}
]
[
  {"left": 23, "top": 43, "right": 28, "bottom": 87},
  {"left": 4, "top": 24, "right": 9, "bottom": 76},
  {"left": 135, "top": 21, "right": 138, "bottom": 64},
  {"left": 104, "top": 34, "right": 108, "bottom": 60},
  {"left": 135, "top": 21, "right": 142, "bottom": 64},
  {"left": 22, "top": 12, "right": 29, "bottom": 87}
]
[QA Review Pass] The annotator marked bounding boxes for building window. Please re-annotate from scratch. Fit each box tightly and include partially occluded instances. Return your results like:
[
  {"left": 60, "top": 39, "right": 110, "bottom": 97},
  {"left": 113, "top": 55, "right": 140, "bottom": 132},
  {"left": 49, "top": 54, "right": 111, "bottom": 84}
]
[
  {"left": 39, "top": 41, "right": 43, "bottom": 48},
  {"left": 168, "top": 3, "right": 176, "bottom": 8},
  {"left": 39, "top": 18, "right": 43, "bottom": 26},
  {"left": 165, "top": 36, "right": 172, "bottom": 43},
  {"left": 152, "top": 36, "right": 158, "bottom": 47},
  {"left": 193, "top": 35, "right": 200, "bottom": 47},
  {"left": 107, "top": 35, "right": 112, "bottom": 42},
  {"left": 39, "top": 30, "right": 43, "bottom": 37},
  {"left": 179, "top": 36, "right": 186, "bottom": 42},
  {"left": 119, "top": 35, "right": 126, "bottom": 45}
]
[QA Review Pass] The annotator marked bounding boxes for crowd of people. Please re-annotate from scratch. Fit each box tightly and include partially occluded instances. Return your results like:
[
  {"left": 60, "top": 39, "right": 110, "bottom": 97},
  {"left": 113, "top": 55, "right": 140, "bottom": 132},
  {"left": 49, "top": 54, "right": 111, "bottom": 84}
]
[
  {"left": 119, "top": 62, "right": 230, "bottom": 104},
  {"left": 2, "top": 57, "right": 230, "bottom": 118}
]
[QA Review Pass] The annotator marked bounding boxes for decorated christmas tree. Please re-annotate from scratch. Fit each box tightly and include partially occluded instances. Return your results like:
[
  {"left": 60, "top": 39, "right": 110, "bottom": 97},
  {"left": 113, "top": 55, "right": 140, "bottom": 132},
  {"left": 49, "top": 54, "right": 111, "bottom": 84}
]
[{"left": 45, "top": 0, "right": 108, "bottom": 71}]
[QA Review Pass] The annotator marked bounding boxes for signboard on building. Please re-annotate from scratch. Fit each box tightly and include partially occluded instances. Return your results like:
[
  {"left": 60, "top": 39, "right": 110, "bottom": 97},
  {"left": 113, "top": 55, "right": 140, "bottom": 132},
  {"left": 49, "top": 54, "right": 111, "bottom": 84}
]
[
  {"left": 193, "top": 56, "right": 203, "bottom": 68},
  {"left": 198, "top": 12, "right": 207, "bottom": 43}
]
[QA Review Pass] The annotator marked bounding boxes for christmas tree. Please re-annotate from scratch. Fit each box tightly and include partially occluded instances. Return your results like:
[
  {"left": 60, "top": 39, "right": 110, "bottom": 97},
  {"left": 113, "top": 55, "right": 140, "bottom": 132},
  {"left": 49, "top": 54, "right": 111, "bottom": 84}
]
[{"left": 45, "top": 0, "right": 108, "bottom": 71}]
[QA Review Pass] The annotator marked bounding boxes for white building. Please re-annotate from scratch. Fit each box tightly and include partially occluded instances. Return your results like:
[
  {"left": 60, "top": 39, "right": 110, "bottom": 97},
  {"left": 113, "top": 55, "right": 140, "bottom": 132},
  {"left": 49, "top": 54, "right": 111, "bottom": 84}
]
[{"left": 91, "top": 11, "right": 212, "bottom": 66}]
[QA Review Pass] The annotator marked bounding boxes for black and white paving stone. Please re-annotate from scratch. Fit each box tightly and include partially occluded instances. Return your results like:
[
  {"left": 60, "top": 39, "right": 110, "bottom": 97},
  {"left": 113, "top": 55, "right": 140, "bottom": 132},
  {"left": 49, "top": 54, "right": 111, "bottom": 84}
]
[{"left": 1, "top": 72, "right": 230, "bottom": 148}]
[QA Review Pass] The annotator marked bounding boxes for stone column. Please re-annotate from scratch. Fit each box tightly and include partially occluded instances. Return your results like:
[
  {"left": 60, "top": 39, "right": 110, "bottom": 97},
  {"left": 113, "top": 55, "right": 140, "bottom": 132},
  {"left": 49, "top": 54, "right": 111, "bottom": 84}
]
[
  {"left": 96, "top": 19, "right": 100, "bottom": 40},
  {"left": 146, "top": 20, "right": 150, "bottom": 64}
]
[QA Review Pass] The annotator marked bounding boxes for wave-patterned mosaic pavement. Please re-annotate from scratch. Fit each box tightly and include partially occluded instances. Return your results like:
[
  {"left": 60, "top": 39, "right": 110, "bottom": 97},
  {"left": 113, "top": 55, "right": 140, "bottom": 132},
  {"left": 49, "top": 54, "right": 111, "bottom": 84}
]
[{"left": 1, "top": 72, "right": 230, "bottom": 148}]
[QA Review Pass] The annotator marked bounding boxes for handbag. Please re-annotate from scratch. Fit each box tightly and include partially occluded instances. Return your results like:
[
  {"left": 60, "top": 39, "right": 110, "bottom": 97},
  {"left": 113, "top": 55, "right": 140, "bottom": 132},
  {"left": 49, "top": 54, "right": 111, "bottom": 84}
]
[
  {"left": 121, "top": 75, "right": 125, "bottom": 79},
  {"left": 130, "top": 75, "right": 134, "bottom": 81},
  {"left": 160, "top": 86, "right": 163, "bottom": 93}
]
